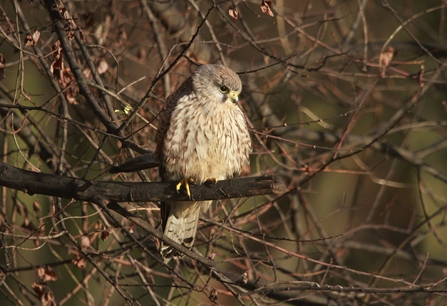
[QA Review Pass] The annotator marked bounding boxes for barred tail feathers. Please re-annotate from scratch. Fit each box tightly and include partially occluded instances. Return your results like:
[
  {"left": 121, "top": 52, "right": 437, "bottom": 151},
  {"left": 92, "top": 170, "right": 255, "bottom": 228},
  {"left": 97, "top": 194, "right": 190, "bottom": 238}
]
[{"left": 160, "top": 201, "right": 211, "bottom": 261}]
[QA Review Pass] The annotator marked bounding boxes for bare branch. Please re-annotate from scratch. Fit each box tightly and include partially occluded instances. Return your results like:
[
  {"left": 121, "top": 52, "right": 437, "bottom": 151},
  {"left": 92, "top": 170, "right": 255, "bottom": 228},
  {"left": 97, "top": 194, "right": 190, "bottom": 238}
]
[{"left": 0, "top": 162, "right": 286, "bottom": 202}]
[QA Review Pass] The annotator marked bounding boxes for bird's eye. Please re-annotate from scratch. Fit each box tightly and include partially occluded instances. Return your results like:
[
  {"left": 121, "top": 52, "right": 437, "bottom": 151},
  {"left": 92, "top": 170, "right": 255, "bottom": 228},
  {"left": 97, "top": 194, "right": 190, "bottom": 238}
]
[{"left": 219, "top": 85, "right": 229, "bottom": 93}]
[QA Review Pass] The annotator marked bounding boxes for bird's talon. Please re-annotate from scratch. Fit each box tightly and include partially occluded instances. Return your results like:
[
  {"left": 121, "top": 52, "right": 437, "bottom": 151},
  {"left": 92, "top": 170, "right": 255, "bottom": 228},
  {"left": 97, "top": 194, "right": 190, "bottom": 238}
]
[
  {"left": 205, "top": 178, "right": 219, "bottom": 187},
  {"left": 176, "top": 178, "right": 194, "bottom": 198}
]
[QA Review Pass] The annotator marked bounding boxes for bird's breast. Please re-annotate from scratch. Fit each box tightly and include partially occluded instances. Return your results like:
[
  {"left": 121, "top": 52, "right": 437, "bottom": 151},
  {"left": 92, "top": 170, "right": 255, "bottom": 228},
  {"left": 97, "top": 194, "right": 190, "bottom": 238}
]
[{"left": 163, "top": 100, "right": 251, "bottom": 184}]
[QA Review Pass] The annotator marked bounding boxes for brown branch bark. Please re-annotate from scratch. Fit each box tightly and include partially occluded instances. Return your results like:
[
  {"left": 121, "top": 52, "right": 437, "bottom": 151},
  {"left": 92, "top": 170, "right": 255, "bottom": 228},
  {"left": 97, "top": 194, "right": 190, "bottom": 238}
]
[
  {"left": 0, "top": 161, "right": 285, "bottom": 270},
  {"left": 0, "top": 162, "right": 286, "bottom": 203}
]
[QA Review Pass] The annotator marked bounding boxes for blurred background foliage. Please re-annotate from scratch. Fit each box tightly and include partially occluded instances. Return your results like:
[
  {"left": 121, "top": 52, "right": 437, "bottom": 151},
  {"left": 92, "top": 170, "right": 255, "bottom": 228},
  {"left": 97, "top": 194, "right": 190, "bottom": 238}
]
[{"left": 1, "top": 0, "right": 447, "bottom": 305}]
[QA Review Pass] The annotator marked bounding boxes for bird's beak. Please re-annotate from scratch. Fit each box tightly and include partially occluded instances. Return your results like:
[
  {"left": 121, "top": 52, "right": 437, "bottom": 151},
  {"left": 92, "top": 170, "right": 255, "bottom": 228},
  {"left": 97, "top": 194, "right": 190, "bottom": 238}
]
[{"left": 229, "top": 91, "right": 239, "bottom": 104}]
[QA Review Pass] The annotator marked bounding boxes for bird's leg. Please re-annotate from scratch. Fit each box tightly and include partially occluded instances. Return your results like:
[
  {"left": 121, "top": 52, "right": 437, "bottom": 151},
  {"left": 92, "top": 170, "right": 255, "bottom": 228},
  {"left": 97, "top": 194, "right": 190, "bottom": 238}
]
[{"left": 176, "top": 178, "right": 195, "bottom": 199}]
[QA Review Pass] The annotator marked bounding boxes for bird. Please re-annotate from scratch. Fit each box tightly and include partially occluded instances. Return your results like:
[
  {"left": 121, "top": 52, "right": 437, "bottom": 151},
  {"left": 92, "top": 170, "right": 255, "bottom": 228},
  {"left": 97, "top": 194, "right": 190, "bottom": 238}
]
[{"left": 155, "top": 64, "right": 252, "bottom": 262}]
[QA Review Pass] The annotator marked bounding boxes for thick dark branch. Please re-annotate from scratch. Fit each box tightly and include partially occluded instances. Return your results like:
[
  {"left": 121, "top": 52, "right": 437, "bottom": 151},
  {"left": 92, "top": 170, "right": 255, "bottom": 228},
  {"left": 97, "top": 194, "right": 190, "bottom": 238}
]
[
  {"left": 0, "top": 161, "right": 285, "bottom": 269},
  {"left": 0, "top": 162, "right": 286, "bottom": 203}
]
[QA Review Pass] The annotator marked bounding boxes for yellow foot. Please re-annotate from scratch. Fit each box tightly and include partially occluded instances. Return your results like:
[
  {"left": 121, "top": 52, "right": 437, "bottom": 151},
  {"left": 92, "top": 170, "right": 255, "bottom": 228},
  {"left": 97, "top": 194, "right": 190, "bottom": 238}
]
[
  {"left": 176, "top": 178, "right": 195, "bottom": 198},
  {"left": 205, "top": 177, "right": 219, "bottom": 187}
]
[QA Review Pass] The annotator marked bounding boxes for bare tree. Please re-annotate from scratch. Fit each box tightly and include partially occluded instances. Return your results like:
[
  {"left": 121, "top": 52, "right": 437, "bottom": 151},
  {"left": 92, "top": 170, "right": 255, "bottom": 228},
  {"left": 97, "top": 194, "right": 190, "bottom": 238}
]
[{"left": 1, "top": 0, "right": 446, "bottom": 305}]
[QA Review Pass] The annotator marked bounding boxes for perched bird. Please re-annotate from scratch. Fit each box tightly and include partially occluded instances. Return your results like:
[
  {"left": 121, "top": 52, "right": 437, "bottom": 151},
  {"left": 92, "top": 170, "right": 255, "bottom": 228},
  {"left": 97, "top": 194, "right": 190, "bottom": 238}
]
[{"left": 155, "top": 64, "right": 252, "bottom": 262}]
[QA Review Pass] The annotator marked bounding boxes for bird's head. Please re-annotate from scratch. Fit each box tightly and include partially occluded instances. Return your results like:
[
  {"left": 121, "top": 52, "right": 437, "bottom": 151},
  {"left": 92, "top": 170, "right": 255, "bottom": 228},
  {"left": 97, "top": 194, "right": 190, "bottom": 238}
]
[{"left": 192, "top": 64, "right": 242, "bottom": 105}]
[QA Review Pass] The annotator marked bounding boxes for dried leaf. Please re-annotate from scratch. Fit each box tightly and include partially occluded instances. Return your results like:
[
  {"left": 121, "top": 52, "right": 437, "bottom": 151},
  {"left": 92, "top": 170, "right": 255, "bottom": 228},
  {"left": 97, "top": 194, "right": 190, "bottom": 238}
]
[
  {"left": 208, "top": 252, "right": 216, "bottom": 261},
  {"left": 50, "top": 41, "right": 63, "bottom": 75},
  {"left": 37, "top": 266, "right": 57, "bottom": 282},
  {"left": 242, "top": 272, "right": 248, "bottom": 284},
  {"left": 228, "top": 8, "right": 239, "bottom": 20},
  {"left": 42, "top": 291, "right": 57, "bottom": 306},
  {"left": 95, "top": 221, "right": 102, "bottom": 231},
  {"left": 33, "top": 200, "right": 40, "bottom": 214},
  {"left": 97, "top": 59, "right": 108, "bottom": 74},
  {"left": 81, "top": 234, "right": 91, "bottom": 249},
  {"left": 32, "top": 283, "right": 45, "bottom": 297},
  {"left": 49, "top": 205, "right": 56, "bottom": 217},
  {"left": 32, "top": 283, "right": 57, "bottom": 306},
  {"left": 59, "top": 4, "right": 77, "bottom": 40},
  {"left": 210, "top": 288, "right": 218, "bottom": 301},
  {"left": 25, "top": 35, "right": 34, "bottom": 46},
  {"left": 82, "top": 67, "right": 92, "bottom": 79},
  {"left": 25, "top": 30, "right": 41, "bottom": 46},
  {"left": 101, "top": 229, "right": 109, "bottom": 241},
  {"left": 72, "top": 254, "right": 87, "bottom": 269},
  {"left": 379, "top": 46, "right": 394, "bottom": 77},
  {"left": 50, "top": 41, "right": 78, "bottom": 104},
  {"left": 33, "top": 238, "right": 40, "bottom": 248},
  {"left": 260, "top": 0, "right": 274, "bottom": 17},
  {"left": 33, "top": 30, "right": 41, "bottom": 44},
  {"left": 32, "top": 30, "right": 41, "bottom": 44}
]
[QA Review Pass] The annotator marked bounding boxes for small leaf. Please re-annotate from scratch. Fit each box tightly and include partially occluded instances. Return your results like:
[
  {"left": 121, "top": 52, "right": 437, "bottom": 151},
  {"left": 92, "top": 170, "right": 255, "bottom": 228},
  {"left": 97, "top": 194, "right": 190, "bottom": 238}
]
[
  {"left": 32, "top": 283, "right": 57, "bottom": 306},
  {"left": 25, "top": 30, "right": 41, "bottom": 46},
  {"left": 228, "top": 8, "right": 239, "bottom": 20},
  {"left": 33, "top": 200, "right": 40, "bottom": 214},
  {"left": 242, "top": 272, "right": 248, "bottom": 284},
  {"left": 33, "top": 30, "right": 41, "bottom": 44},
  {"left": 81, "top": 234, "right": 91, "bottom": 249},
  {"left": 208, "top": 252, "right": 216, "bottom": 260},
  {"left": 97, "top": 59, "right": 108, "bottom": 74},
  {"left": 37, "top": 266, "right": 58, "bottom": 282},
  {"left": 101, "top": 230, "right": 110, "bottom": 241},
  {"left": 124, "top": 105, "right": 132, "bottom": 114},
  {"left": 25, "top": 35, "right": 34, "bottom": 46},
  {"left": 72, "top": 254, "right": 87, "bottom": 269},
  {"left": 260, "top": 0, "right": 274, "bottom": 17},
  {"left": 379, "top": 46, "right": 394, "bottom": 77},
  {"left": 210, "top": 288, "right": 218, "bottom": 301}
]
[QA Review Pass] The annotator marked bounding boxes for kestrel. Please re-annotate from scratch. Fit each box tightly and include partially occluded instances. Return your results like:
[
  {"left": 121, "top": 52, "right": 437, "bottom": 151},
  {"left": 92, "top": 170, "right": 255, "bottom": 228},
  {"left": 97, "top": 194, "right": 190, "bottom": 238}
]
[{"left": 155, "top": 64, "right": 252, "bottom": 262}]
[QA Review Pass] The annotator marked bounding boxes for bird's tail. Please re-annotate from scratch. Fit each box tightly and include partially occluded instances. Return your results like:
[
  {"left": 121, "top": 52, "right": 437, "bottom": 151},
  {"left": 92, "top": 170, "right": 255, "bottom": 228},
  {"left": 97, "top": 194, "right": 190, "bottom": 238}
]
[{"left": 160, "top": 201, "right": 211, "bottom": 262}]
